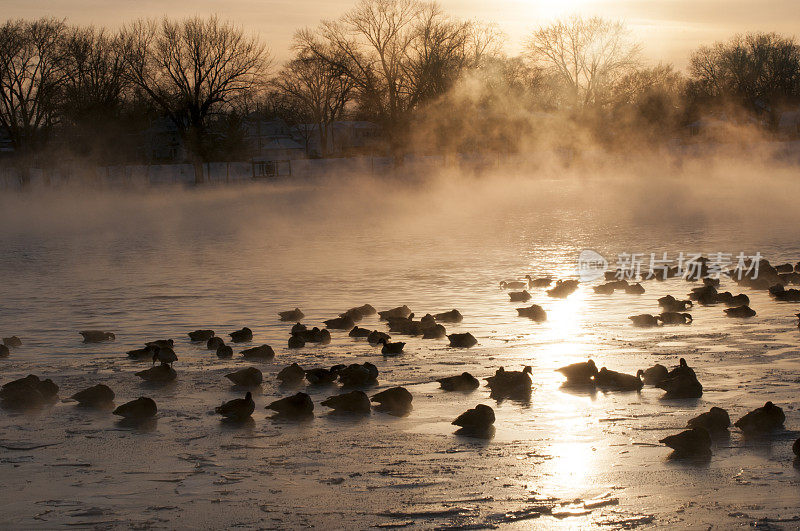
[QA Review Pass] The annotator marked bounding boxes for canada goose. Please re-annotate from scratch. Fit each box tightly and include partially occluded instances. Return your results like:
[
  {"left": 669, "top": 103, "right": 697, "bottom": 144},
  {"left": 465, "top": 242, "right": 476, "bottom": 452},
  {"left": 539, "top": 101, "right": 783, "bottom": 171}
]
[
  {"left": 659, "top": 312, "right": 693, "bottom": 325},
  {"left": 729, "top": 294, "right": 750, "bottom": 306},
  {"left": 453, "top": 404, "right": 495, "bottom": 433},
  {"left": 305, "top": 367, "right": 341, "bottom": 385},
  {"left": 637, "top": 364, "right": 668, "bottom": 385},
  {"left": 604, "top": 270, "right": 623, "bottom": 281},
  {"left": 437, "top": 372, "right": 479, "bottom": 391},
  {"left": 371, "top": 386, "right": 413, "bottom": 415},
  {"left": 291, "top": 322, "right": 307, "bottom": 335},
  {"left": 338, "top": 362, "right": 379, "bottom": 387},
  {"left": 367, "top": 330, "right": 391, "bottom": 345},
  {"left": 378, "top": 305, "right": 412, "bottom": 320},
  {"left": 377, "top": 337, "right": 405, "bottom": 355},
  {"left": 293, "top": 327, "right": 330, "bottom": 344},
  {"left": 776, "top": 263, "right": 794, "bottom": 273},
  {"left": 277, "top": 363, "right": 305, "bottom": 384},
  {"left": 145, "top": 339, "right": 174, "bottom": 349},
  {"left": 321, "top": 390, "right": 371, "bottom": 414},
  {"left": 240, "top": 344, "right": 275, "bottom": 360},
  {"left": 288, "top": 335, "right": 305, "bottom": 349},
  {"left": 152, "top": 347, "right": 177, "bottom": 366},
  {"left": 80, "top": 330, "right": 115, "bottom": 343},
  {"left": 420, "top": 314, "right": 436, "bottom": 328},
  {"left": 500, "top": 280, "right": 527, "bottom": 290},
  {"left": 188, "top": 329, "right": 215, "bottom": 342},
  {"left": 703, "top": 277, "right": 721, "bottom": 287},
  {"left": 279, "top": 308, "right": 305, "bottom": 321},
  {"left": 0, "top": 344, "right": 8, "bottom": 358},
  {"left": 625, "top": 283, "right": 645, "bottom": 295},
  {"left": 136, "top": 363, "right": 177, "bottom": 383},
  {"left": 267, "top": 392, "right": 314, "bottom": 417},
  {"left": 769, "top": 285, "right": 800, "bottom": 302},
  {"left": 207, "top": 337, "right": 225, "bottom": 350},
  {"left": 690, "top": 285, "right": 717, "bottom": 304},
  {"left": 486, "top": 366, "right": 533, "bottom": 398},
  {"left": 517, "top": 304, "right": 547, "bottom": 321},
  {"left": 734, "top": 402, "right": 785, "bottom": 434},
  {"left": 448, "top": 332, "right": 477, "bottom": 348},
  {"left": 658, "top": 295, "right": 693, "bottom": 312},
  {"left": 113, "top": 397, "right": 157, "bottom": 419},
  {"left": 71, "top": 384, "right": 114, "bottom": 407},
  {"left": 216, "top": 344, "right": 233, "bottom": 358},
  {"left": 593, "top": 283, "right": 616, "bottom": 295},
  {"left": 349, "top": 326, "right": 371, "bottom": 338},
  {"left": 724, "top": 305, "right": 756, "bottom": 318},
  {"left": 339, "top": 304, "right": 376, "bottom": 322},
  {"left": 547, "top": 279, "right": 579, "bottom": 298},
  {"left": 229, "top": 327, "right": 253, "bottom": 343},
  {"left": 433, "top": 309, "right": 463, "bottom": 323},
  {"left": 509, "top": 290, "right": 531, "bottom": 302},
  {"left": 1, "top": 375, "right": 58, "bottom": 408},
  {"left": 656, "top": 358, "right": 703, "bottom": 398},
  {"left": 687, "top": 407, "right": 730, "bottom": 433},
  {"left": 422, "top": 324, "right": 447, "bottom": 339},
  {"left": 529, "top": 276, "right": 553, "bottom": 288},
  {"left": 225, "top": 367, "right": 263, "bottom": 387},
  {"left": 2, "top": 336, "right": 21, "bottom": 347},
  {"left": 660, "top": 427, "right": 711, "bottom": 456},
  {"left": 387, "top": 314, "right": 418, "bottom": 334},
  {"left": 324, "top": 316, "right": 356, "bottom": 330},
  {"left": 215, "top": 392, "right": 255, "bottom": 420},
  {"left": 629, "top": 314, "right": 660, "bottom": 327},
  {"left": 556, "top": 359, "right": 598, "bottom": 385},
  {"left": 594, "top": 367, "right": 643, "bottom": 391}
]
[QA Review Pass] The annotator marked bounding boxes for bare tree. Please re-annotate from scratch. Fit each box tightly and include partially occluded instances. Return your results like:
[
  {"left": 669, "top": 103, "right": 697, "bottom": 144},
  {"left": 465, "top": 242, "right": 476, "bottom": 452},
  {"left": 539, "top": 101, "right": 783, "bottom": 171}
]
[
  {"left": 272, "top": 40, "right": 355, "bottom": 157},
  {"left": 525, "top": 16, "right": 640, "bottom": 111},
  {"left": 121, "top": 16, "right": 269, "bottom": 184},
  {"left": 0, "top": 18, "right": 67, "bottom": 181}
]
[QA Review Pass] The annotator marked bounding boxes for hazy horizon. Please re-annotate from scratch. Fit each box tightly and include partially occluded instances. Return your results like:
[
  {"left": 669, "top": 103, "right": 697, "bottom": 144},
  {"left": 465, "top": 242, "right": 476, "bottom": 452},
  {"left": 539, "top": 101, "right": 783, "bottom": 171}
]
[{"left": 4, "top": 0, "right": 800, "bottom": 68}]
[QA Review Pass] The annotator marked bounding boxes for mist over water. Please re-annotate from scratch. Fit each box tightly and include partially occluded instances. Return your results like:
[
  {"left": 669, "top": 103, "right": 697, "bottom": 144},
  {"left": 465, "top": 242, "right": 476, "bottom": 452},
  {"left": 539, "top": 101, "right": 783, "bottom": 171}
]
[{"left": 2, "top": 152, "right": 800, "bottom": 527}]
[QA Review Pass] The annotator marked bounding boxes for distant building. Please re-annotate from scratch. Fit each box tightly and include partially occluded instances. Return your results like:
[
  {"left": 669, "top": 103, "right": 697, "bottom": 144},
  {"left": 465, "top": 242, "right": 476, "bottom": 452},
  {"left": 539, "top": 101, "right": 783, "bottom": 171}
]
[
  {"left": 140, "top": 117, "right": 186, "bottom": 163},
  {"left": 0, "top": 129, "right": 14, "bottom": 157},
  {"left": 292, "top": 121, "right": 381, "bottom": 158},
  {"left": 244, "top": 119, "right": 306, "bottom": 161}
]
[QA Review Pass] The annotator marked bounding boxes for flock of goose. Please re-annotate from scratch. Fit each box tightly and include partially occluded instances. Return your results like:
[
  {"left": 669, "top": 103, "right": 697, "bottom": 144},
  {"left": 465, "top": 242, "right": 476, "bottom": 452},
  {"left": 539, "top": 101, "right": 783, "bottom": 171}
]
[{"left": 2, "top": 256, "right": 800, "bottom": 456}]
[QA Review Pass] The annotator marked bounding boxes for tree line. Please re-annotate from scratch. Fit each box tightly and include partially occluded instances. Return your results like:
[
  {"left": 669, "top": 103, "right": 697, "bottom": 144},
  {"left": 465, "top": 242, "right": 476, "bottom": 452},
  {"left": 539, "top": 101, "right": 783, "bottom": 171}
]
[{"left": 1, "top": 0, "right": 800, "bottom": 183}]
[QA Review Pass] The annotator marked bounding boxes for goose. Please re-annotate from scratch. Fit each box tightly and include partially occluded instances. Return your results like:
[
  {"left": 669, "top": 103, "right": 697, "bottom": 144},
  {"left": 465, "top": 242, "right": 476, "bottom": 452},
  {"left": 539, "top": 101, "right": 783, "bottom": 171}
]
[
  {"left": 145, "top": 339, "right": 174, "bottom": 349},
  {"left": 367, "top": 330, "right": 391, "bottom": 345},
  {"left": 225, "top": 367, "right": 263, "bottom": 387},
  {"left": 452, "top": 404, "right": 495, "bottom": 432},
  {"left": 294, "top": 327, "right": 330, "bottom": 344},
  {"left": 338, "top": 362, "right": 379, "bottom": 387},
  {"left": 278, "top": 308, "right": 304, "bottom": 322},
  {"left": 776, "top": 263, "right": 794, "bottom": 273},
  {"left": 659, "top": 312, "right": 692, "bottom": 325},
  {"left": 547, "top": 279, "right": 579, "bottom": 298},
  {"left": 420, "top": 314, "right": 436, "bottom": 328},
  {"left": 288, "top": 335, "right": 305, "bottom": 349},
  {"left": 703, "top": 277, "right": 721, "bottom": 287},
  {"left": 448, "top": 332, "right": 477, "bottom": 348},
  {"left": 207, "top": 337, "right": 225, "bottom": 350},
  {"left": 594, "top": 367, "right": 643, "bottom": 391},
  {"left": 378, "top": 337, "right": 405, "bottom": 355},
  {"left": 321, "top": 390, "right": 371, "bottom": 414},
  {"left": 486, "top": 366, "right": 533, "bottom": 398},
  {"left": 687, "top": 407, "right": 731, "bottom": 433},
  {"left": 728, "top": 294, "right": 750, "bottom": 306},
  {"left": 734, "top": 402, "right": 785, "bottom": 434},
  {"left": 305, "top": 367, "right": 341, "bottom": 385},
  {"left": 1, "top": 375, "right": 58, "bottom": 408},
  {"left": 291, "top": 322, "right": 307, "bottom": 335},
  {"left": 529, "top": 276, "right": 553, "bottom": 288},
  {"left": 437, "top": 372, "right": 479, "bottom": 391},
  {"left": 113, "top": 397, "right": 157, "bottom": 419},
  {"left": 136, "top": 363, "right": 177, "bottom": 382},
  {"left": 324, "top": 316, "right": 356, "bottom": 330},
  {"left": 266, "top": 392, "right": 314, "bottom": 417},
  {"left": 517, "top": 304, "right": 547, "bottom": 321},
  {"left": 339, "top": 304, "right": 376, "bottom": 322},
  {"left": 433, "top": 309, "right": 463, "bottom": 323},
  {"left": 215, "top": 392, "right": 255, "bottom": 420},
  {"left": 71, "top": 384, "right": 114, "bottom": 407},
  {"left": 624, "top": 283, "right": 645, "bottom": 295},
  {"left": 689, "top": 285, "right": 717, "bottom": 302},
  {"left": 637, "top": 364, "right": 668, "bottom": 385},
  {"left": 371, "top": 386, "right": 413, "bottom": 415},
  {"left": 629, "top": 314, "right": 660, "bottom": 327},
  {"left": 152, "top": 347, "right": 177, "bottom": 366},
  {"left": 80, "top": 330, "right": 115, "bottom": 343},
  {"left": 188, "top": 329, "right": 215, "bottom": 342},
  {"left": 216, "top": 344, "right": 233, "bottom": 358},
  {"left": 769, "top": 284, "right": 800, "bottom": 302},
  {"left": 556, "top": 359, "right": 598, "bottom": 385},
  {"left": 277, "top": 363, "right": 305, "bottom": 384},
  {"left": 604, "top": 270, "right": 623, "bottom": 281},
  {"left": 656, "top": 358, "right": 702, "bottom": 398},
  {"left": 658, "top": 295, "right": 693, "bottom": 312},
  {"left": 378, "top": 305, "right": 412, "bottom": 320},
  {"left": 349, "top": 326, "right": 371, "bottom": 338},
  {"left": 724, "top": 305, "right": 756, "bottom": 318},
  {"left": 660, "top": 427, "right": 711, "bottom": 456},
  {"left": 387, "top": 314, "right": 417, "bottom": 333},
  {"left": 422, "top": 324, "right": 447, "bottom": 339},
  {"left": 240, "top": 345, "right": 275, "bottom": 360},
  {"left": 0, "top": 344, "right": 8, "bottom": 358},
  {"left": 500, "top": 279, "right": 527, "bottom": 290},
  {"left": 2, "top": 336, "right": 21, "bottom": 347},
  {"left": 593, "top": 283, "right": 616, "bottom": 295},
  {"left": 229, "top": 327, "right": 253, "bottom": 343},
  {"left": 509, "top": 290, "right": 531, "bottom": 302}
]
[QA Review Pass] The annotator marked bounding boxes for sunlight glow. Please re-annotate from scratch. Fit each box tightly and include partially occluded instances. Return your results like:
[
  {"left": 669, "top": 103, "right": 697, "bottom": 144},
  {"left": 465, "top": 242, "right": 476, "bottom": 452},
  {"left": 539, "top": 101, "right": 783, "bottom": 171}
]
[{"left": 516, "top": 0, "right": 595, "bottom": 22}]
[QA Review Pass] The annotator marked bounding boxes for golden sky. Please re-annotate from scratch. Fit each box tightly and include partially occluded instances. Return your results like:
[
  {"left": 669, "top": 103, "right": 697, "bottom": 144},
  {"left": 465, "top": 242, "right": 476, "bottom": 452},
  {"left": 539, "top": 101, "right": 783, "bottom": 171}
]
[{"left": 4, "top": 0, "right": 799, "bottom": 68}]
